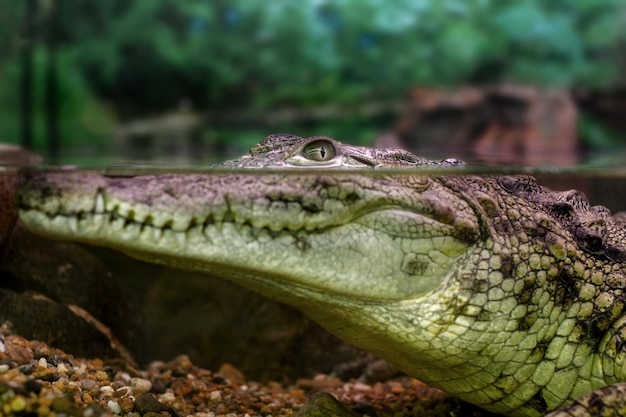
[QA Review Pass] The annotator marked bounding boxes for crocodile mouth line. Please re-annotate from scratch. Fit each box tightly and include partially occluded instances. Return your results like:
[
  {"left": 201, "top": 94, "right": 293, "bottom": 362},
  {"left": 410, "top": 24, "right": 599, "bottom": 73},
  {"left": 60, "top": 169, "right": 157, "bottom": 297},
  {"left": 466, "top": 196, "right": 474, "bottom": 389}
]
[
  {"left": 20, "top": 189, "right": 458, "bottom": 245},
  {"left": 21, "top": 209, "right": 464, "bottom": 263},
  {"left": 20, "top": 208, "right": 307, "bottom": 250},
  {"left": 21, "top": 207, "right": 394, "bottom": 304},
  {"left": 20, "top": 190, "right": 322, "bottom": 237}
]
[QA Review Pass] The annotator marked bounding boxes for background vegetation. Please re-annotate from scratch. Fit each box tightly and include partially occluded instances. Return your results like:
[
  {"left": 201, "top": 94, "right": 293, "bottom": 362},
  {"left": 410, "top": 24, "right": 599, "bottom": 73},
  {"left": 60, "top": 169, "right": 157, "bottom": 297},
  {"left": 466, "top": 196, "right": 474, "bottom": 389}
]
[{"left": 0, "top": 0, "right": 625, "bottom": 162}]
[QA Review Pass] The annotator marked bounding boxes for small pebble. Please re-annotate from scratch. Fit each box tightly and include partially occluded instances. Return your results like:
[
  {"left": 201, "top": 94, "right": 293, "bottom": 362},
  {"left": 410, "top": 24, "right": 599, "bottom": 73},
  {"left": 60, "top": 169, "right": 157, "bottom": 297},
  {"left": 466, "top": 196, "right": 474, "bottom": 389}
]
[
  {"left": 24, "top": 378, "right": 43, "bottom": 394},
  {"left": 0, "top": 332, "right": 462, "bottom": 417},
  {"left": 37, "top": 357, "right": 47, "bottom": 368},
  {"left": 100, "top": 385, "right": 115, "bottom": 398},
  {"left": 57, "top": 363, "right": 69, "bottom": 374},
  {"left": 107, "top": 399, "right": 122, "bottom": 414},
  {"left": 95, "top": 370, "right": 109, "bottom": 382},
  {"left": 209, "top": 390, "right": 222, "bottom": 401},
  {"left": 118, "top": 372, "right": 132, "bottom": 383},
  {"left": 33, "top": 365, "right": 56, "bottom": 381},
  {"left": 115, "top": 386, "right": 131, "bottom": 397},
  {"left": 82, "top": 393, "right": 93, "bottom": 404},
  {"left": 158, "top": 392, "right": 176, "bottom": 404},
  {"left": 83, "top": 404, "right": 107, "bottom": 417},
  {"left": 10, "top": 396, "right": 27, "bottom": 412},
  {"left": 135, "top": 392, "right": 172, "bottom": 415},
  {"left": 17, "top": 364, "right": 34, "bottom": 374},
  {"left": 118, "top": 396, "right": 135, "bottom": 413},
  {"left": 81, "top": 379, "right": 99, "bottom": 392},
  {"left": 131, "top": 377, "right": 152, "bottom": 393}
]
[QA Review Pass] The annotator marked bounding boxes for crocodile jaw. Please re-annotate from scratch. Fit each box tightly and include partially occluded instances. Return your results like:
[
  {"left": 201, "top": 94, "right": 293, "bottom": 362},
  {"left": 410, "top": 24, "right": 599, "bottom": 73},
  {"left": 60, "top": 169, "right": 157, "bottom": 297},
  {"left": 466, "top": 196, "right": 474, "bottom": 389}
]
[
  {"left": 20, "top": 206, "right": 466, "bottom": 298},
  {"left": 18, "top": 172, "right": 476, "bottom": 303}
]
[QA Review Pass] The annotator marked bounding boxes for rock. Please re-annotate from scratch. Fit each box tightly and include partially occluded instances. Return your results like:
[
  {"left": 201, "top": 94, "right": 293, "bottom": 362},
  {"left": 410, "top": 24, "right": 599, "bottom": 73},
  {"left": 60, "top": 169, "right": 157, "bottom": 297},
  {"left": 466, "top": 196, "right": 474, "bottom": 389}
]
[
  {"left": 375, "top": 84, "right": 579, "bottom": 167},
  {"left": 3, "top": 335, "right": 34, "bottom": 365},
  {"left": 1, "top": 223, "right": 145, "bottom": 362},
  {"left": 216, "top": 363, "right": 245, "bottom": 386},
  {"left": 0, "top": 159, "right": 145, "bottom": 364},
  {"left": 295, "top": 392, "right": 357, "bottom": 417},
  {"left": 131, "top": 377, "right": 152, "bottom": 393},
  {"left": 135, "top": 392, "right": 178, "bottom": 416}
]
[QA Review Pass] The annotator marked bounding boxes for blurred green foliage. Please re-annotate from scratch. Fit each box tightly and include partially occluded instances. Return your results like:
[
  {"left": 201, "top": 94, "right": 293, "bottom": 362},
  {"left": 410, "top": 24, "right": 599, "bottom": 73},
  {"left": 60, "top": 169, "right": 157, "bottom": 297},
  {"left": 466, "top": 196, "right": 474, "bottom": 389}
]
[
  {"left": 60, "top": 0, "right": 626, "bottom": 109},
  {"left": 579, "top": 114, "right": 625, "bottom": 149},
  {"left": 0, "top": 0, "right": 625, "bottom": 157}
]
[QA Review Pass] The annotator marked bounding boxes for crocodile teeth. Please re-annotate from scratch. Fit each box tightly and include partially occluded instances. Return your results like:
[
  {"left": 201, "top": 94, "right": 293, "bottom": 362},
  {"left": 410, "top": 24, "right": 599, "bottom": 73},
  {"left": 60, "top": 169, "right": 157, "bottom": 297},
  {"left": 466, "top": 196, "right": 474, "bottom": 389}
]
[
  {"left": 117, "top": 202, "right": 135, "bottom": 221},
  {"left": 111, "top": 217, "right": 124, "bottom": 231},
  {"left": 152, "top": 227, "right": 163, "bottom": 241},
  {"left": 176, "top": 232, "right": 187, "bottom": 250},
  {"left": 95, "top": 193, "right": 105, "bottom": 213},
  {"left": 68, "top": 216, "right": 78, "bottom": 233}
]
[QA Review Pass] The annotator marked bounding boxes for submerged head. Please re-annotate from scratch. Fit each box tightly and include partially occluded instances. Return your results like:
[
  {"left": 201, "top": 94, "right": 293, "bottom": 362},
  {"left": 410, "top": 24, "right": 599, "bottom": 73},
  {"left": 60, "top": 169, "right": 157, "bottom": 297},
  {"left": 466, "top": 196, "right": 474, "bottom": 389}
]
[{"left": 19, "top": 135, "right": 473, "bottom": 304}]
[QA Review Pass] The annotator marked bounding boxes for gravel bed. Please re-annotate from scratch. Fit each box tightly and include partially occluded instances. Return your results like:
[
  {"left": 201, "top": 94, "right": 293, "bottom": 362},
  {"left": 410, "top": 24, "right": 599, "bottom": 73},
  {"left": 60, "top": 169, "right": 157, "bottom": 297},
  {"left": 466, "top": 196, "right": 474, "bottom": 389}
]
[{"left": 0, "top": 334, "right": 493, "bottom": 417}]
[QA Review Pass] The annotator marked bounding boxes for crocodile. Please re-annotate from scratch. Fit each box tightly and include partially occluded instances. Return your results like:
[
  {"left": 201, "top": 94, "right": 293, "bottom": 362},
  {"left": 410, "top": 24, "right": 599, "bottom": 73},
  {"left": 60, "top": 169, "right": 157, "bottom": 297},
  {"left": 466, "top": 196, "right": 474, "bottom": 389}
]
[{"left": 17, "top": 134, "right": 626, "bottom": 417}]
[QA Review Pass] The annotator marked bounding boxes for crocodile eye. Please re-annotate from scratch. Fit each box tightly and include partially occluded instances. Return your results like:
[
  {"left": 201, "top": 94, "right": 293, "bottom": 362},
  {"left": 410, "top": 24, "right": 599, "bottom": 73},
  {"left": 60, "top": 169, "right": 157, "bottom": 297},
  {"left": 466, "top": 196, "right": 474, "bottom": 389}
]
[{"left": 302, "top": 140, "right": 336, "bottom": 162}]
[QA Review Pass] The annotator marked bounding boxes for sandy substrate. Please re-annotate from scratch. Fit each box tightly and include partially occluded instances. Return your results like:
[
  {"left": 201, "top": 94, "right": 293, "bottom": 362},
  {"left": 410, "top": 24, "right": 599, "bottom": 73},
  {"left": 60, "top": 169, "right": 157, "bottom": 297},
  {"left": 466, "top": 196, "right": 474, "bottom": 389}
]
[{"left": 0, "top": 334, "right": 494, "bottom": 417}]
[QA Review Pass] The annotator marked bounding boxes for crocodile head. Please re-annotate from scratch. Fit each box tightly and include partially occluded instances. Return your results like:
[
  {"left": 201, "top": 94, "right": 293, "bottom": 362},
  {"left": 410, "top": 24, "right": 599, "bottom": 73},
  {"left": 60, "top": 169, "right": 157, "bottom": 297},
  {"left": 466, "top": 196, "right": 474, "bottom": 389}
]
[
  {"left": 18, "top": 135, "right": 626, "bottom": 416},
  {"left": 19, "top": 135, "right": 472, "bottom": 305}
]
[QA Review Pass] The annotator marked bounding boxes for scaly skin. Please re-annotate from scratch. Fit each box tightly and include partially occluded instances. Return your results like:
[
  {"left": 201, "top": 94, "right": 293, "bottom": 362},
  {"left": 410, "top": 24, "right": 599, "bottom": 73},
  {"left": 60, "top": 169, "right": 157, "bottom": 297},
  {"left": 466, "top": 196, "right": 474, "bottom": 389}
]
[{"left": 18, "top": 135, "right": 626, "bottom": 416}]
